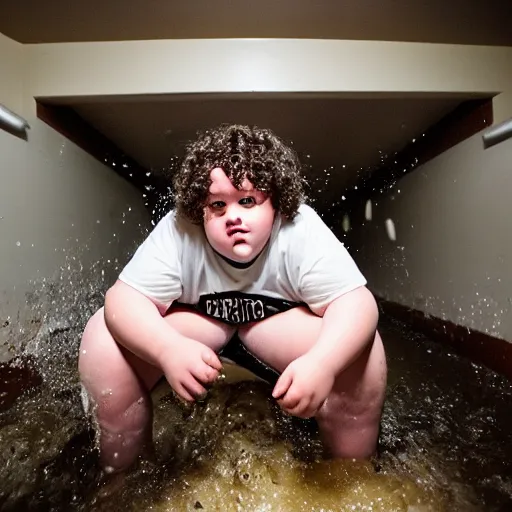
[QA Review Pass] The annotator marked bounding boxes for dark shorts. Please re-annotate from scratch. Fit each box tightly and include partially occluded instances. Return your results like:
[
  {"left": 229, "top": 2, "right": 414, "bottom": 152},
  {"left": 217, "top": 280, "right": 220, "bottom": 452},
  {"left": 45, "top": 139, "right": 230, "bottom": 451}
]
[
  {"left": 167, "top": 292, "right": 307, "bottom": 384},
  {"left": 168, "top": 291, "right": 307, "bottom": 326}
]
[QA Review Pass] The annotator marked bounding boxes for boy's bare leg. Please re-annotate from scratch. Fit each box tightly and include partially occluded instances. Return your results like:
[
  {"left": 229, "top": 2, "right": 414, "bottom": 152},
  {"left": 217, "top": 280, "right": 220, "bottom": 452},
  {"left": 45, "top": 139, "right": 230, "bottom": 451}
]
[
  {"left": 238, "top": 307, "right": 387, "bottom": 459},
  {"left": 78, "top": 307, "right": 235, "bottom": 473}
]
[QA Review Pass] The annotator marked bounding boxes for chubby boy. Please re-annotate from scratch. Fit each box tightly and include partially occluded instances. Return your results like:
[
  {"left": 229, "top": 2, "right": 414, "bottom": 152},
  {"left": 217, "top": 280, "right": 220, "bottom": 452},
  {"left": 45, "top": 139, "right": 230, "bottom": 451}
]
[{"left": 78, "top": 124, "right": 387, "bottom": 474}]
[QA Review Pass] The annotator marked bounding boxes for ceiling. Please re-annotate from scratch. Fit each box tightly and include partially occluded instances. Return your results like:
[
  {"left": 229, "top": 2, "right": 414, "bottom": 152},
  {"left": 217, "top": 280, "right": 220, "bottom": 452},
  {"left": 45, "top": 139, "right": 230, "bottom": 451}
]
[
  {"left": 69, "top": 93, "right": 472, "bottom": 202},
  {"left": 1, "top": 0, "right": 511, "bottom": 46},
  {"left": 4, "top": 1, "right": 505, "bottom": 202}
]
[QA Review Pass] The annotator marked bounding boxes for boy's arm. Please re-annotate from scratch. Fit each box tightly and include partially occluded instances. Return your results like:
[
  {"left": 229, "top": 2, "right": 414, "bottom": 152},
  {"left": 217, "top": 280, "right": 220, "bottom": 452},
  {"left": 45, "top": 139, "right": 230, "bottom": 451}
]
[
  {"left": 272, "top": 286, "right": 378, "bottom": 416},
  {"left": 104, "top": 280, "right": 222, "bottom": 401},
  {"left": 273, "top": 206, "right": 377, "bottom": 414},
  {"left": 104, "top": 279, "right": 182, "bottom": 367},
  {"left": 306, "top": 286, "right": 378, "bottom": 375},
  {"left": 289, "top": 205, "right": 376, "bottom": 372}
]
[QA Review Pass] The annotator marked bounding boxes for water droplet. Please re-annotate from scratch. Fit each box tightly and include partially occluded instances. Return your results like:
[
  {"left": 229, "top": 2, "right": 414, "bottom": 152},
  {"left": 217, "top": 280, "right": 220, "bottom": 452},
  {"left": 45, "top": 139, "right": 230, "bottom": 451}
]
[
  {"left": 342, "top": 214, "right": 351, "bottom": 233},
  {"left": 16, "top": 241, "right": 21, "bottom": 247},
  {"left": 385, "top": 219, "right": 396, "bottom": 241},
  {"left": 365, "top": 200, "right": 372, "bottom": 221}
]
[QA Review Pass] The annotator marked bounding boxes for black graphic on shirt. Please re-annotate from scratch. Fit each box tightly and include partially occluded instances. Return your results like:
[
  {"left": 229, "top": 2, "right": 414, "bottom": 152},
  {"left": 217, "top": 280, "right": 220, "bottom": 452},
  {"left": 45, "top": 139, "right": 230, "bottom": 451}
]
[{"left": 171, "top": 291, "right": 305, "bottom": 325}]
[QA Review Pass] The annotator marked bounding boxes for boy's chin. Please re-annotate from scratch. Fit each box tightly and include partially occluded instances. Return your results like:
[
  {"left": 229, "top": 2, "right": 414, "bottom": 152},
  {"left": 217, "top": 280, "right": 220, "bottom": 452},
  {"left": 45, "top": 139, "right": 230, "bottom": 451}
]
[{"left": 230, "top": 243, "right": 254, "bottom": 262}]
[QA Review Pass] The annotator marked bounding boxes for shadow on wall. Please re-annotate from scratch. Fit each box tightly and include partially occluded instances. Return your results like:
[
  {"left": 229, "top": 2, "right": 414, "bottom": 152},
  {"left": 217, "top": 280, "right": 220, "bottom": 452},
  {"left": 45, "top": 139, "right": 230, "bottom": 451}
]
[{"left": 0, "top": 116, "right": 151, "bottom": 362}]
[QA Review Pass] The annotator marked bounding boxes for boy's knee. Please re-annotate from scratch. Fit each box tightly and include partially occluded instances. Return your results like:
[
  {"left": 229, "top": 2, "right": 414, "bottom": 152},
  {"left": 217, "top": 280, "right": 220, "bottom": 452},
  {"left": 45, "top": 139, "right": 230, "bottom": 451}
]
[
  {"left": 319, "top": 380, "right": 385, "bottom": 426},
  {"left": 316, "top": 399, "right": 378, "bottom": 439},
  {"left": 94, "top": 391, "right": 150, "bottom": 431}
]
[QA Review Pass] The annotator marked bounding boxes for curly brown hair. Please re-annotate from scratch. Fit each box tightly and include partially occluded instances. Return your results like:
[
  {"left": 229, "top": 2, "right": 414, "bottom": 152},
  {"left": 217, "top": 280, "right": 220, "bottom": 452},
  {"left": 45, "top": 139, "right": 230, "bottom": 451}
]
[{"left": 173, "top": 124, "right": 307, "bottom": 224}]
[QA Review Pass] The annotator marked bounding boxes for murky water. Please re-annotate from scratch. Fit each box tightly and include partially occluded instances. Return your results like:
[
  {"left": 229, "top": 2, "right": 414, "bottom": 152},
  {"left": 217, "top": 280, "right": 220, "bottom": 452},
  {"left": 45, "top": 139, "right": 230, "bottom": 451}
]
[{"left": 1, "top": 312, "right": 512, "bottom": 511}]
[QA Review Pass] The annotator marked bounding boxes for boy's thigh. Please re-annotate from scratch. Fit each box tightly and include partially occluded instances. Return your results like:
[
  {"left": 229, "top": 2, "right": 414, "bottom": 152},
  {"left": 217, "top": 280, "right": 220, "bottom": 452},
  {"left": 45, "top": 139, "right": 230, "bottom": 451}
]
[
  {"left": 80, "top": 306, "right": 236, "bottom": 400},
  {"left": 237, "top": 306, "right": 322, "bottom": 373},
  {"left": 237, "top": 306, "right": 386, "bottom": 410},
  {"left": 79, "top": 308, "right": 159, "bottom": 415},
  {"left": 124, "top": 306, "right": 237, "bottom": 390},
  {"left": 163, "top": 306, "right": 236, "bottom": 353}
]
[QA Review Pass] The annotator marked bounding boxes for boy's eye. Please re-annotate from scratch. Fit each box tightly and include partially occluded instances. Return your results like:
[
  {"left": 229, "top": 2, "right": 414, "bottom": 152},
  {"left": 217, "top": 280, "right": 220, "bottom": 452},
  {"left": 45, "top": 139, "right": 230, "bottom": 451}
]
[
  {"left": 210, "top": 201, "right": 226, "bottom": 209},
  {"left": 239, "top": 197, "right": 256, "bottom": 206}
]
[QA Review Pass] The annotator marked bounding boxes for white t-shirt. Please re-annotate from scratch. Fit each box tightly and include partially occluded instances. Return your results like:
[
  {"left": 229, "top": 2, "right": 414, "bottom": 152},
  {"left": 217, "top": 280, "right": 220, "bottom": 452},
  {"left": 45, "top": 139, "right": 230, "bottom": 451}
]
[{"left": 119, "top": 204, "right": 366, "bottom": 322}]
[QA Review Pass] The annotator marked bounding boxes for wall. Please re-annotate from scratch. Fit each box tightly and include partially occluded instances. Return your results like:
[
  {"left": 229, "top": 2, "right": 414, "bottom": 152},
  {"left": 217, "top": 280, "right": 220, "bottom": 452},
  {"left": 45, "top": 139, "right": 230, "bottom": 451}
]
[
  {"left": 347, "top": 130, "right": 512, "bottom": 341},
  {"left": 23, "top": 40, "right": 512, "bottom": 123},
  {"left": 0, "top": 34, "right": 151, "bottom": 362},
  {"left": 0, "top": 32, "right": 23, "bottom": 113}
]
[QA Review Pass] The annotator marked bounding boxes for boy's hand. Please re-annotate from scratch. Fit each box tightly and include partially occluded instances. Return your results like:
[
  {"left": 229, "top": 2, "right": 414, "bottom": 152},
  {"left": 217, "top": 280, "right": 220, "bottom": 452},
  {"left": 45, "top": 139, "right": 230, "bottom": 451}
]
[
  {"left": 272, "top": 353, "right": 335, "bottom": 419},
  {"left": 158, "top": 337, "right": 223, "bottom": 403}
]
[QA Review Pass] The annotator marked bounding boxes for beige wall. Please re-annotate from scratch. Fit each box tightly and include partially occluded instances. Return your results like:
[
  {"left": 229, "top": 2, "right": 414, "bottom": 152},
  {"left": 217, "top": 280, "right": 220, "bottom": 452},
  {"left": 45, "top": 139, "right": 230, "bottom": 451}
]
[
  {"left": 0, "top": 35, "right": 151, "bottom": 361},
  {"left": 347, "top": 131, "right": 512, "bottom": 341},
  {"left": 24, "top": 40, "right": 512, "bottom": 122},
  {"left": 0, "top": 32, "right": 23, "bottom": 113}
]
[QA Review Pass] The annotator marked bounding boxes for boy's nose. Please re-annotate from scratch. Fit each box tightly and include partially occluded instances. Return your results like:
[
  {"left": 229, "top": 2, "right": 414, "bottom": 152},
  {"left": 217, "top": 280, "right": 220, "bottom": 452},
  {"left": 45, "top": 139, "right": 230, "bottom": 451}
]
[
  {"left": 225, "top": 205, "right": 242, "bottom": 226},
  {"left": 226, "top": 215, "right": 242, "bottom": 227}
]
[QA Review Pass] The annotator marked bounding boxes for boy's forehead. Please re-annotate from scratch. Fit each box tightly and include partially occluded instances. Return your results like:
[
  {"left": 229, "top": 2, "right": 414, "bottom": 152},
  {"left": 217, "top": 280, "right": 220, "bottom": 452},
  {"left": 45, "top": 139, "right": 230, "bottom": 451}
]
[{"left": 208, "top": 167, "right": 254, "bottom": 194}]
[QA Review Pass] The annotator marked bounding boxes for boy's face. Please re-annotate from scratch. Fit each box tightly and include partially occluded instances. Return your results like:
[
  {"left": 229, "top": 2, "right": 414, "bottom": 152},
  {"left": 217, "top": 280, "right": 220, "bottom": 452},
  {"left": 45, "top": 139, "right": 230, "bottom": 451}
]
[{"left": 203, "top": 167, "right": 275, "bottom": 263}]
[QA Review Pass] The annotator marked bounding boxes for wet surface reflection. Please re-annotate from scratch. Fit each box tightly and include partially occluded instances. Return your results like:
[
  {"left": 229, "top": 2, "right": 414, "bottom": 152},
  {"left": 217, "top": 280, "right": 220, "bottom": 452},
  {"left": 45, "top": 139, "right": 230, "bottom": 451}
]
[{"left": 1, "top": 315, "right": 512, "bottom": 511}]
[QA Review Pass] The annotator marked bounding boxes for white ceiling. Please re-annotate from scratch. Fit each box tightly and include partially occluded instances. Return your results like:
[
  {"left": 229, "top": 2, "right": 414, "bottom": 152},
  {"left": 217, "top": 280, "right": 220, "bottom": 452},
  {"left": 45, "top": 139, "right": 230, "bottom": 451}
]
[
  {"left": 70, "top": 93, "right": 472, "bottom": 200},
  {"left": 3, "top": 1, "right": 505, "bottom": 198},
  {"left": 1, "top": 0, "right": 511, "bottom": 46}
]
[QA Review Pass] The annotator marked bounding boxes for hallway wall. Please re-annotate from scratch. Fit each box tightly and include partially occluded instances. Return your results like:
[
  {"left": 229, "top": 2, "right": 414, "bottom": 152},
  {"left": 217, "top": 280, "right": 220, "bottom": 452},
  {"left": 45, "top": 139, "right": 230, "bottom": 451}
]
[
  {"left": 347, "top": 130, "right": 512, "bottom": 341},
  {"left": 0, "top": 33, "right": 23, "bottom": 113},
  {"left": 0, "top": 34, "right": 151, "bottom": 361}
]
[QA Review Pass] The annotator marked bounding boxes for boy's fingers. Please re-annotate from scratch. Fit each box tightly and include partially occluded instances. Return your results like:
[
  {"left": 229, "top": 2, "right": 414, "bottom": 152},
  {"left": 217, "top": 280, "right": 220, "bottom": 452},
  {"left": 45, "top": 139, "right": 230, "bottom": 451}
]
[
  {"left": 191, "top": 364, "right": 219, "bottom": 384},
  {"left": 279, "top": 392, "right": 301, "bottom": 411},
  {"left": 289, "top": 399, "right": 308, "bottom": 417},
  {"left": 175, "top": 384, "right": 195, "bottom": 403},
  {"left": 202, "top": 350, "right": 222, "bottom": 371},
  {"left": 183, "top": 376, "right": 207, "bottom": 400},
  {"left": 301, "top": 396, "right": 325, "bottom": 418},
  {"left": 311, "top": 398, "right": 325, "bottom": 416},
  {"left": 273, "top": 371, "right": 293, "bottom": 399},
  {"left": 204, "top": 366, "right": 219, "bottom": 383}
]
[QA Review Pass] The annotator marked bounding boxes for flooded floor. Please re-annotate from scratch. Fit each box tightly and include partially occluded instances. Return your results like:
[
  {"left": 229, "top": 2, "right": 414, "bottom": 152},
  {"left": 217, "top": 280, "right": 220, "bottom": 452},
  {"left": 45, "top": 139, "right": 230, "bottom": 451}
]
[{"left": 1, "top": 315, "right": 512, "bottom": 511}]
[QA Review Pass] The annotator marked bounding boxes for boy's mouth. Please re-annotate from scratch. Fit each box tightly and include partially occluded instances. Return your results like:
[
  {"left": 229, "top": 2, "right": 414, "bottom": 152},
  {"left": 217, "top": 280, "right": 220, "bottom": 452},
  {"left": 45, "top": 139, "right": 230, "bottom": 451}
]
[
  {"left": 227, "top": 227, "right": 249, "bottom": 237},
  {"left": 229, "top": 229, "right": 250, "bottom": 246}
]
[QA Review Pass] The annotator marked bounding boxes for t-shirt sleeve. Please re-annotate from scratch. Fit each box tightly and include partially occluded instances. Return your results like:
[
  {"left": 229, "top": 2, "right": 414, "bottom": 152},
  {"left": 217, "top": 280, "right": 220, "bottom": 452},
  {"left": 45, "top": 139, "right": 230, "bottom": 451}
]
[
  {"left": 118, "top": 211, "right": 183, "bottom": 308},
  {"left": 290, "top": 205, "right": 367, "bottom": 315}
]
